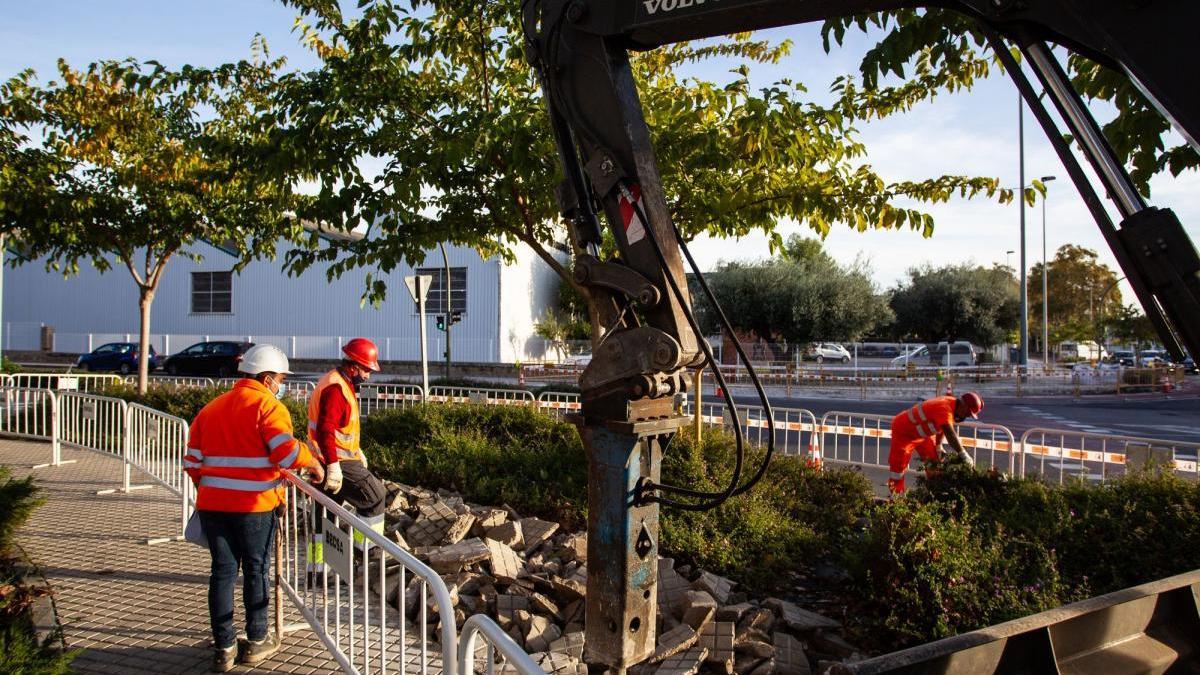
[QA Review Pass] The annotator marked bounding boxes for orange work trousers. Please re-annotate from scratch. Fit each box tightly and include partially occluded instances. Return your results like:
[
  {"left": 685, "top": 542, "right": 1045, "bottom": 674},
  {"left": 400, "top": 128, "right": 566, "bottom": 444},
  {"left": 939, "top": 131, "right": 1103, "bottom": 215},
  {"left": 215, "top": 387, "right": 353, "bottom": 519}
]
[{"left": 887, "top": 432, "right": 939, "bottom": 494}]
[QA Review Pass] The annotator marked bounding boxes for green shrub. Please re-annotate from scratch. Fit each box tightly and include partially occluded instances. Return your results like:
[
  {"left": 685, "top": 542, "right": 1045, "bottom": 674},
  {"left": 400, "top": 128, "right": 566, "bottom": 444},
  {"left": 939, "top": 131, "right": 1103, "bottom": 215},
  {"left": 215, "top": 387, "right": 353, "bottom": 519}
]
[
  {"left": 1, "top": 357, "right": 21, "bottom": 375},
  {"left": 0, "top": 468, "right": 43, "bottom": 556},
  {"left": 842, "top": 498, "right": 1064, "bottom": 649}
]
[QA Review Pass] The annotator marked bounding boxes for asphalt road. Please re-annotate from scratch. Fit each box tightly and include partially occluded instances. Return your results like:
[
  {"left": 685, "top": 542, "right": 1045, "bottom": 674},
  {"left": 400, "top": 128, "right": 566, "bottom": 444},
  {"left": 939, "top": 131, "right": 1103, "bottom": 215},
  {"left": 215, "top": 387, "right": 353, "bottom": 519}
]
[{"left": 725, "top": 390, "right": 1200, "bottom": 444}]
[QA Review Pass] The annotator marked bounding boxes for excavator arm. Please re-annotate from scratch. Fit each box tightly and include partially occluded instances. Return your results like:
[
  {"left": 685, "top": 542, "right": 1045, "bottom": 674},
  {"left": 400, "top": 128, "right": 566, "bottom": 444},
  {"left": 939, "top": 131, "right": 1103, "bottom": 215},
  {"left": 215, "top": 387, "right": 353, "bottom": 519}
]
[{"left": 523, "top": 1, "right": 1200, "bottom": 669}]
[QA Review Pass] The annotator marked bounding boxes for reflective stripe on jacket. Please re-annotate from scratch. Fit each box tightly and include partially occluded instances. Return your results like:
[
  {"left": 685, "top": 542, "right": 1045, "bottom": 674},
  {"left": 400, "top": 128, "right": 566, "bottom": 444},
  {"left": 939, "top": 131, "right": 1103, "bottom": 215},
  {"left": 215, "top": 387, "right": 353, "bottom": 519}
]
[
  {"left": 307, "top": 369, "right": 362, "bottom": 463},
  {"left": 892, "top": 395, "right": 957, "bottom": 442},
  {"left": 184, "top": 379, "right": 313, "bottom": 512}
]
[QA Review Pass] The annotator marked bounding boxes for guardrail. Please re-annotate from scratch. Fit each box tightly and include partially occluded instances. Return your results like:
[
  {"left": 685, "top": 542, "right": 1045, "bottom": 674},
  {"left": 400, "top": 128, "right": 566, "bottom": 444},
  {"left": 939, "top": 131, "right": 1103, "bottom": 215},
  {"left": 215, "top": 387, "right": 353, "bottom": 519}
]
[
  {"left": 358, "top": 383, "right": 426, "bottom": 417},
  {"left": 459, "top": 614, "right": 546, "bottom": 675},
  {"left": 684, "top": 402, "right": 820, "bottom": 461},
  {"left": 1019, "top": 427, "right": 1200, "bottom": 484},
  {"left": 125, "top": 404, "right": 192, "bottom": 543},
  {"left": 126, "top": 375, "right": 217, "bottom": 389},
  {"left": 427, "top": 386, "right": 535, "bottom": 407},
  {"left": 10, "top": 373, "right": 123, "bottom": 392},
  {"left": 535, "top": 391, "right": 581, "bottom": 418},
  {"left": 816, "top": 411, "right": 1019, "bottom": 475},
  {"left": 0, "top": 388, "right": 67, "bottom": 469},
  {"left": 278, "top": 470, "right": 463, "bottom": 675}
]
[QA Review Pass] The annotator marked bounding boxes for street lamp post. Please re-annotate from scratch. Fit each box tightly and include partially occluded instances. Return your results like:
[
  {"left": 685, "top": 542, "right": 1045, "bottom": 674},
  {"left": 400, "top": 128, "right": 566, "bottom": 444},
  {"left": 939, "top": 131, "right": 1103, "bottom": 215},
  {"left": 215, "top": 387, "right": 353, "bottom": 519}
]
[
  {"left": 440, "top": 242, "right": 452, "bottom": 380},
  {"left": 1018, "top": 95, "right": 1028, "bottom": 368},
  {"left": 1006, "top": 250, "right": 1015, "bottom": 270},
  {"left": 1040, "top": 175, "right": 1056, "bottom": 368}
]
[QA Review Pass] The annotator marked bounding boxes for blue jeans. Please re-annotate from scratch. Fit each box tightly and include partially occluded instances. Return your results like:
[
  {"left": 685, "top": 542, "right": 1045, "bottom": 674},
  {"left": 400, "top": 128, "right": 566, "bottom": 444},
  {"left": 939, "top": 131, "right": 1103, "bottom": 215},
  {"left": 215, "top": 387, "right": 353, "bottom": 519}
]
[{"left": 199, "top": 510, "right": 276, "bottom": 649}]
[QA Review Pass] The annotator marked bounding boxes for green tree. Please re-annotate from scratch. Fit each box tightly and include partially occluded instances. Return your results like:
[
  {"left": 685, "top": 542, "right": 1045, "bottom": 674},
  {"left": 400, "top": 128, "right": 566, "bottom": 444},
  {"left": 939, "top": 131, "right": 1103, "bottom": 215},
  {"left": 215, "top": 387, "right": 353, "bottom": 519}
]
[
  {"left": 270, "top": 0, "right": 1019, "bottom": 336},
  {"left": 1103, "top": 304, "right": 1156, "bottom": 350},
  {"left": 705, "top": 238, "right": 893, "bottom": 351},
  {"left": 821, "top": 10, "right": 1198, "bottom": 197},
  {"left": 1029, "top": 245, "right": 1122, "bottom": 345},
  {"left": 533, "top": 278, "right": 590, "bottom": 359},
  {"left": 0, "top": 52, "right": 301, "bottom": 392},
  {"left": 889, "top": 264, "right": 1019, "bottom": 347}
]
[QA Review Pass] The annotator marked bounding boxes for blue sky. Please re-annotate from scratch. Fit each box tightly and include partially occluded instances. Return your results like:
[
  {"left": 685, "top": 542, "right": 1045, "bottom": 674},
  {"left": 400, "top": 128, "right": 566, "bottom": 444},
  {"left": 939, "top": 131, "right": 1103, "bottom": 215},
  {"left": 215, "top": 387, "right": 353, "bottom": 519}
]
[{"left": 3, "top": 1, "right": 1197, "bottom": 303}]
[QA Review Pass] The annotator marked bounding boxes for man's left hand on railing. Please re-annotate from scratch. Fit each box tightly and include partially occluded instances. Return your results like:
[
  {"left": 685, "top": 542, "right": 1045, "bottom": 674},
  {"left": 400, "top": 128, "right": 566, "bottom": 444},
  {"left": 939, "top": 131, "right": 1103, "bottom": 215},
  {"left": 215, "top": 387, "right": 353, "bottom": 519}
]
[{"left": 304, "top": 457, "right": 325, "bottom": 485}]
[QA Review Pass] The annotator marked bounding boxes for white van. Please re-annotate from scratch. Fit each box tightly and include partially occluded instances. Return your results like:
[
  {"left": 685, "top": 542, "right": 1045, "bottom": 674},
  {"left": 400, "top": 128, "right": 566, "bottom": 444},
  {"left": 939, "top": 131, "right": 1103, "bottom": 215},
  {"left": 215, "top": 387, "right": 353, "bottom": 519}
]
[{"left": 889, "top": 342, "right": 977, "bottom": 367}]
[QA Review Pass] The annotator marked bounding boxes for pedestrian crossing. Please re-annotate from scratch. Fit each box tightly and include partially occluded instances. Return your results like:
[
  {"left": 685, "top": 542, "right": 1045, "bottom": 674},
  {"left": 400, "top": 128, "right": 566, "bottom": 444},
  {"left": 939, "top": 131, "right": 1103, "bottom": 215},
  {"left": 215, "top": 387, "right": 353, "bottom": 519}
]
[{"left": 1012, "top": 405, "right": 1117, "bottom": 435}]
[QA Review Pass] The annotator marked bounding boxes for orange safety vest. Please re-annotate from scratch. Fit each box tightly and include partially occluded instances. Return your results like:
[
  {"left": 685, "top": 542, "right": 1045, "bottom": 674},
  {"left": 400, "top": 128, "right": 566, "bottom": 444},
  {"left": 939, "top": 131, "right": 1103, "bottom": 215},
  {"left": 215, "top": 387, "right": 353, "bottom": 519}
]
[
  {"left": 893, "top": 395, "right": 957, "bottom": 443},
  {"left": 307, "top": 369, "right": 362, "bottom": 463},
  {"left": 184, "top": 379, "right": 312, "bottom": 513}
]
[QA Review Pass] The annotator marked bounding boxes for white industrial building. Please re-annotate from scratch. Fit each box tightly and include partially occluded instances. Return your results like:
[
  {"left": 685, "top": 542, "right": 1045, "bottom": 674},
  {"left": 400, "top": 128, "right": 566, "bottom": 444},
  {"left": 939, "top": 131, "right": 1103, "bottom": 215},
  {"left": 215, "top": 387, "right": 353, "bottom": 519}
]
[{"left": 2, "top": 237, "right": 564, "bottom": 364}]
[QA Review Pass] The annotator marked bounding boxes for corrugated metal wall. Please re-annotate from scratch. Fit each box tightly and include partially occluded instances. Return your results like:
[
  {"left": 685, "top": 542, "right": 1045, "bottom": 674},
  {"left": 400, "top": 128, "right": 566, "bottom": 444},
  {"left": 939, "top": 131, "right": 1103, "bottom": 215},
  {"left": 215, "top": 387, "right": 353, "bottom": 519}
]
[{"left": 1, "top": 240, "right": 557, "bottom": 363}]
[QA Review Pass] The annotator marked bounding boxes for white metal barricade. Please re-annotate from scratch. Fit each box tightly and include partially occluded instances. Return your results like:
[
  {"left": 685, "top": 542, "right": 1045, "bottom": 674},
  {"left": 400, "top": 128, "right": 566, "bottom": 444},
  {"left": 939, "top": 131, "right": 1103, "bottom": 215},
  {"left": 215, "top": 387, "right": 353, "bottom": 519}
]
[
  {"left": 0, "top": 387, "right": 69, "bottom": 469},
  {"left": 459, "top": 614, "right": 546, "bottom": 675},
  {"left": 1018, "top": 428, "right": 1200, "bottom": 484},
  {"left": 358, "top": 383, "right": 427, "bottom": 417},
  {"left": 818, "top": 411, "right": 893, "bottom": 470},
  {"left": 957, "top": 421, "right": 1018, "bottom": 474},
  {"left": 277, "top": 471, "right": 541, "bottom": 675},
  {"left": 427, "top": 387, "right": 535, "bottom": 407},
  {"left": 535, "top": 391, "right": 580, "bottom": 418},
  {"left": 11, "top": 372, "right": 122, "bottom": 393},
  {"left": 56, "top": 391, "right": 127, "bottom": 458},
  {"left": 124, "top": 403, "right": 192, "bottom": 542},
  {"left": 125, "top": 375, "right": 217, "bottom": 389}
]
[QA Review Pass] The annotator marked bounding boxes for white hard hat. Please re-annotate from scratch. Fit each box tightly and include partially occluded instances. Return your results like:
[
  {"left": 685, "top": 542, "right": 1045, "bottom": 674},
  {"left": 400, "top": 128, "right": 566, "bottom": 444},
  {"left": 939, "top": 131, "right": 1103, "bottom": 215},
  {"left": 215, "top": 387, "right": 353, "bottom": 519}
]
[{"left": 238, "top": 344, "right": 292, "bottom": 376}]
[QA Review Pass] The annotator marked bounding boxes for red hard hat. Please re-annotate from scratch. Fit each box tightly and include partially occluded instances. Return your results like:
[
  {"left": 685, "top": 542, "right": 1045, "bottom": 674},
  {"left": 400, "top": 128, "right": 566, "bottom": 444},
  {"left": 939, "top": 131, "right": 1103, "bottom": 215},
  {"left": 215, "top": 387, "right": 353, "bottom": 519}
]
[
  {"left": 961, "top": 391, "right": 983, "bottom": 419},
  {"left": 342, "top": 338, "right": 381, "bottom": 372}
]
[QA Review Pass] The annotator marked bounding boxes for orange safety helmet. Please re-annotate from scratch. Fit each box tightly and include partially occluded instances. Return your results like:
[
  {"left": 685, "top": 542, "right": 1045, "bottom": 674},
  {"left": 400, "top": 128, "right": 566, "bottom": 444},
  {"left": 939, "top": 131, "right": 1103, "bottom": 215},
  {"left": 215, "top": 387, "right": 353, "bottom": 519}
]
[
  {"left": 961, "top": 391, "right": 983, "bottom": 419},
  {"left": 342, "top": 338, "right": 381, "bottom": 372}
]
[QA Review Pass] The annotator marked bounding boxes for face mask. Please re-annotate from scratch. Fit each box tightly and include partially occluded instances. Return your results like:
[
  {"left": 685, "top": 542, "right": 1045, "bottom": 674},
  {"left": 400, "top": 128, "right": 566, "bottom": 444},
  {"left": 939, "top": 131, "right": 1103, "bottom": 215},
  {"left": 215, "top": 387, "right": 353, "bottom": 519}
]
[
  {"left": 267, "top": 378, "right": 286, "bottom": 399},
  {"left": 349, "top": 374, "right": 367, "bottom": 387}
]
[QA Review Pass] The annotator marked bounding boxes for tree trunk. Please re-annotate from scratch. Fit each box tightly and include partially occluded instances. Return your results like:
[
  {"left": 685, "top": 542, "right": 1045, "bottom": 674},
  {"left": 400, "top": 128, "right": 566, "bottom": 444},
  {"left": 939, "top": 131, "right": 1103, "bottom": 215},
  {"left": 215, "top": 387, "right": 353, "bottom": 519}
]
[{"left": 137, "top": 287, "right": 155, "bottom": 395}]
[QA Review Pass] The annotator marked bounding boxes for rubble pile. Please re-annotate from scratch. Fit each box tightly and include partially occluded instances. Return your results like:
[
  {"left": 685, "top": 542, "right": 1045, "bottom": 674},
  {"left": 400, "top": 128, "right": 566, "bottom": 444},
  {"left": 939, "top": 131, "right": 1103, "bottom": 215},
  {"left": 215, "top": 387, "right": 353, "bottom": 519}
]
[{"left": 375, "top": 481, "right": 865, "bottom": 675}]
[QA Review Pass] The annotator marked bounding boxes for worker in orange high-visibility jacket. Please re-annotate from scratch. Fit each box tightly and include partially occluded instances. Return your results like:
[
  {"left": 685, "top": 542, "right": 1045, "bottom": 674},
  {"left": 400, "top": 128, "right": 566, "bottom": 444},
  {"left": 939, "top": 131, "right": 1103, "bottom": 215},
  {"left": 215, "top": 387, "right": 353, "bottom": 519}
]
[
  {"left": 184, "top": 344, "right": 325, "bottom": 672},
  {"left": 887, "top": 391, "right": 983, "bottom": 494},
  {"left": 306, "top": 338, "right": 386, "bottom": 575}
]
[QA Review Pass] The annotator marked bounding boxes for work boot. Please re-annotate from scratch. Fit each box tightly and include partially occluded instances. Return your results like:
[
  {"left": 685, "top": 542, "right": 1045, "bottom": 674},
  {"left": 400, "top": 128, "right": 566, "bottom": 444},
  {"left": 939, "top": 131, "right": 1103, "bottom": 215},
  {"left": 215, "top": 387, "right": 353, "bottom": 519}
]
[
  {"left": 211, "top": 645, "right": 236, "bottom": 672},
  {"left": 238, "top": 633, "right": 281, "bottom": 666}
]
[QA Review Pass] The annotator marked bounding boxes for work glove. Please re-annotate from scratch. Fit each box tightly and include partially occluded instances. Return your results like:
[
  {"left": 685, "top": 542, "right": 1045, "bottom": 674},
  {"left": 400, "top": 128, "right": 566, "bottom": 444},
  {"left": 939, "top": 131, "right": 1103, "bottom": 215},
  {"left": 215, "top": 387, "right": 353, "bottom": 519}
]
[{"left": 325, "top": 461, "right": 344, "bottom": 495}]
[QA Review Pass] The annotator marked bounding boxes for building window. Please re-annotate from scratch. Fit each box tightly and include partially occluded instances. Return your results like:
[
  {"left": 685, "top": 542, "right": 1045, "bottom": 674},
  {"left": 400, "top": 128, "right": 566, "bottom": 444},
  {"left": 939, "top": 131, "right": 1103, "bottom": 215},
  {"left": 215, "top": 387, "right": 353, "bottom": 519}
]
[
  {"left": 191, "top": 271, "right": 233, "bottom": 314},
  {"left": 415, "top": 267, "right": 467, "bottom": 314}
]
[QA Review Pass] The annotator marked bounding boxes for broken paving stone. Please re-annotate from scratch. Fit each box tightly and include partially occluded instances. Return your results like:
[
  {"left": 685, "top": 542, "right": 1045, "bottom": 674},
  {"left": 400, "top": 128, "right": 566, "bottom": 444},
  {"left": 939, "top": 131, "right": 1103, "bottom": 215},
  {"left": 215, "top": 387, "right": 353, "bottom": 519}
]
[
  {"left": 717, "top": 602, "right": 755, "bottom": 623},
  {"left": 694, "top": 572, "right": 736, "bottom": 604},
  {"left": 771, "top": 633, "right": 811, "bottom": 675},
  {"left": 737, "top": 609, "right": 775, "bottom": 638},
  {"left": 520, "top": 518, "right": 559, "bottom": 552},
  {"left": 748, "top": 658, "right": 777, "bottom": 675},
  {"left": 681, "top": 590, "right": 718, "bottom": 631},
  {"left": 658, "top": 559, "right": 691, "bottom": 617},
  {"left": 486, "top": 520, "right": 524, "bottom": 549},
  {"left": 735, "top": 629, "right": 772, "bottom": 649},
  {"left": 552, "top": 575, "right": 586, "bottom": 602},
  {"left": 525, "top": 615, "right": 562, "bottom": 653},
  {"left": 735, "top": 655, "right": 767, "bottom": 675},
  {"left": 655, "top": 645, "right": 709, "bottom": 675},
  {"left": 442, "top": 513, "right": 477, "bottom": 545},
  {"left": 736, "top": 639, "right": 774, "bottom": 660},
  {"left": 407, "top": 501, "right": 458, "bottom": 547},
  {"left": 484, "top": 539, "right": 523, "bottom": 583},
  {"left": 513, "top": 609, "right": 534, "bottom": 632},
  {"left": 650, "top": 624, "right": 698, "bottom": 663},
  {"left": 535, "top": 652, "right": 579, "bottom": 675},
  {"left": 428, "top": 538, "right": 490, "bottom": 574},
  {"left": 808, "top": 631, "right": 856, "bottom": 659},
  {"left": 530, "top": 592, "right": 564, "bottom": 621},
  {"left": 764, "top": 598, "right": 840, "bottom": 632},
  {"left": 549, "top": 631, "right": 586, "bottom": 660},
  {"left": 389, "top": 529, "right": 411, "bottom": 550},
  {"left": 561, "top": 600, "right": 584, "bottom": 626},
  {"left": 560, "top": 532, "right": 587, "bottom": 563},
  {"left": 700, "top": 621, "right": 736, "bottom": 666}
]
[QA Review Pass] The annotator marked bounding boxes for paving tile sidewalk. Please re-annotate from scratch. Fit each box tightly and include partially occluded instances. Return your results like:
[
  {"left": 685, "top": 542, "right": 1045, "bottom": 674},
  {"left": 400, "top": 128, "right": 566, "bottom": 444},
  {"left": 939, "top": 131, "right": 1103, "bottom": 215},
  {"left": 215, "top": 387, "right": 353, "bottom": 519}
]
[{"left": 2, "top": 438, "right": 339, "bottom": 674}]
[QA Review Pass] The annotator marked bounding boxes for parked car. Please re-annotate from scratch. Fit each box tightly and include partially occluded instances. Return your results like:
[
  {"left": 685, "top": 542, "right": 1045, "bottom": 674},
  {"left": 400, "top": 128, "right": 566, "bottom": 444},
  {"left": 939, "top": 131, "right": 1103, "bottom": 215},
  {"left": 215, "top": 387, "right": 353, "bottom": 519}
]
[
  {"left": 1182, "top": 357, "right": 1198, "bottom": 374},
  {"left": 1109, "top": 349, "right": 1136, "bottom": 367},
  {"left": 805, "top": 342, "right": 851, "bottom": 364},
  {"left": 891, "top": 345, "right": 929, "bottom": 367},
  {"left": 75, "top": 342, "right": 159, "bottom": 374},
  {"left": 162, "top": 341, "right": 253, "bottom": 377},
  {"left": 1138, "top": 350, "right": 1172, "bottom": 367}
]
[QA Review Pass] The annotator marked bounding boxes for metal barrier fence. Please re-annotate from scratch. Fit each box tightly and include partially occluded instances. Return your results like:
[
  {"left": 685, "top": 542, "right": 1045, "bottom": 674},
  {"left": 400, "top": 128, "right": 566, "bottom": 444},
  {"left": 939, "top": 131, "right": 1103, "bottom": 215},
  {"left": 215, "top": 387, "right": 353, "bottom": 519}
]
[
  {"left": 215, "top": 377, "right": 317, "bottom": 400},
  {"left": 278, "top": 470, "right": 463, "bottom": 675},
  {"left": 816, "top": 411, "right": 1019, "bottom": 475},
  {"left": 0, "top": 388, "right": 66, "bottom": 469},
  {"left": 10, "top": 373, "right": 122, "bottom": 392},
  {"left": 358, "top": 383, "right": 427, "bottom": 417},
  {"left": 535, "top": 391, "right": 580, "bottom": 418},
  {"left": 56, "top": 391, "right": 128, "bottom": 460},
  {"left": 427, "top": 387, "right": 535, "bottom": 407},
  {"left": 125, "top": 404, "right": 192, "bottom": 542},
  {"left": 459, "top": 614, "right": 545, "bottom": 675},
  {"left": 126, "top": 375, "right": 217, "bottom": 389},
  {"left": 684, "top": 402, "right": 821, "bottom": 460},
  {"left": 1018, "top": 427, "right": 1200, "bottom": 484}
]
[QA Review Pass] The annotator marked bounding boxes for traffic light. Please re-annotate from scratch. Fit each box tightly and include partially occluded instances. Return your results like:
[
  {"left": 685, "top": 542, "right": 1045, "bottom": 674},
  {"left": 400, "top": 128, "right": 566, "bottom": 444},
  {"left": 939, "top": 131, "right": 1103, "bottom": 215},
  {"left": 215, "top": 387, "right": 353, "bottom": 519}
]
[
  {"left": 436, "top": 315, "right": 445, "bottom": 331},
  {"left": 450, "top": 311, "right": 463, "bottom": 326}
]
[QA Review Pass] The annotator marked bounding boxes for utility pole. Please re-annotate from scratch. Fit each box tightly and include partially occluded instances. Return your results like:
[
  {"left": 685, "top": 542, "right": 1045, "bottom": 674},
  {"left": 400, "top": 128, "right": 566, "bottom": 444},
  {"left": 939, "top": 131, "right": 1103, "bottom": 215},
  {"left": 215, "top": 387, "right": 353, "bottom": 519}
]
[
  {"left": 1019, "top": 95, "right": 1029, "bottom": 368},
  {"left": 1041, "top": 175, "right": 1056, "bottom": 368},
  {"left": 440, "top": 243, "right": 452, "bottom": 380}
]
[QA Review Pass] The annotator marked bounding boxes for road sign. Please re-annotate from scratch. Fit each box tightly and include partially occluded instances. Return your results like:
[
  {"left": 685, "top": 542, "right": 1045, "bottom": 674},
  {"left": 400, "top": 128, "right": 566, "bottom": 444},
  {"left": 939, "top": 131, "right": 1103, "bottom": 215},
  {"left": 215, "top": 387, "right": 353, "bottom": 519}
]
[{"left": 404, "top": 274, "right": 433, "bottom": 304}]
